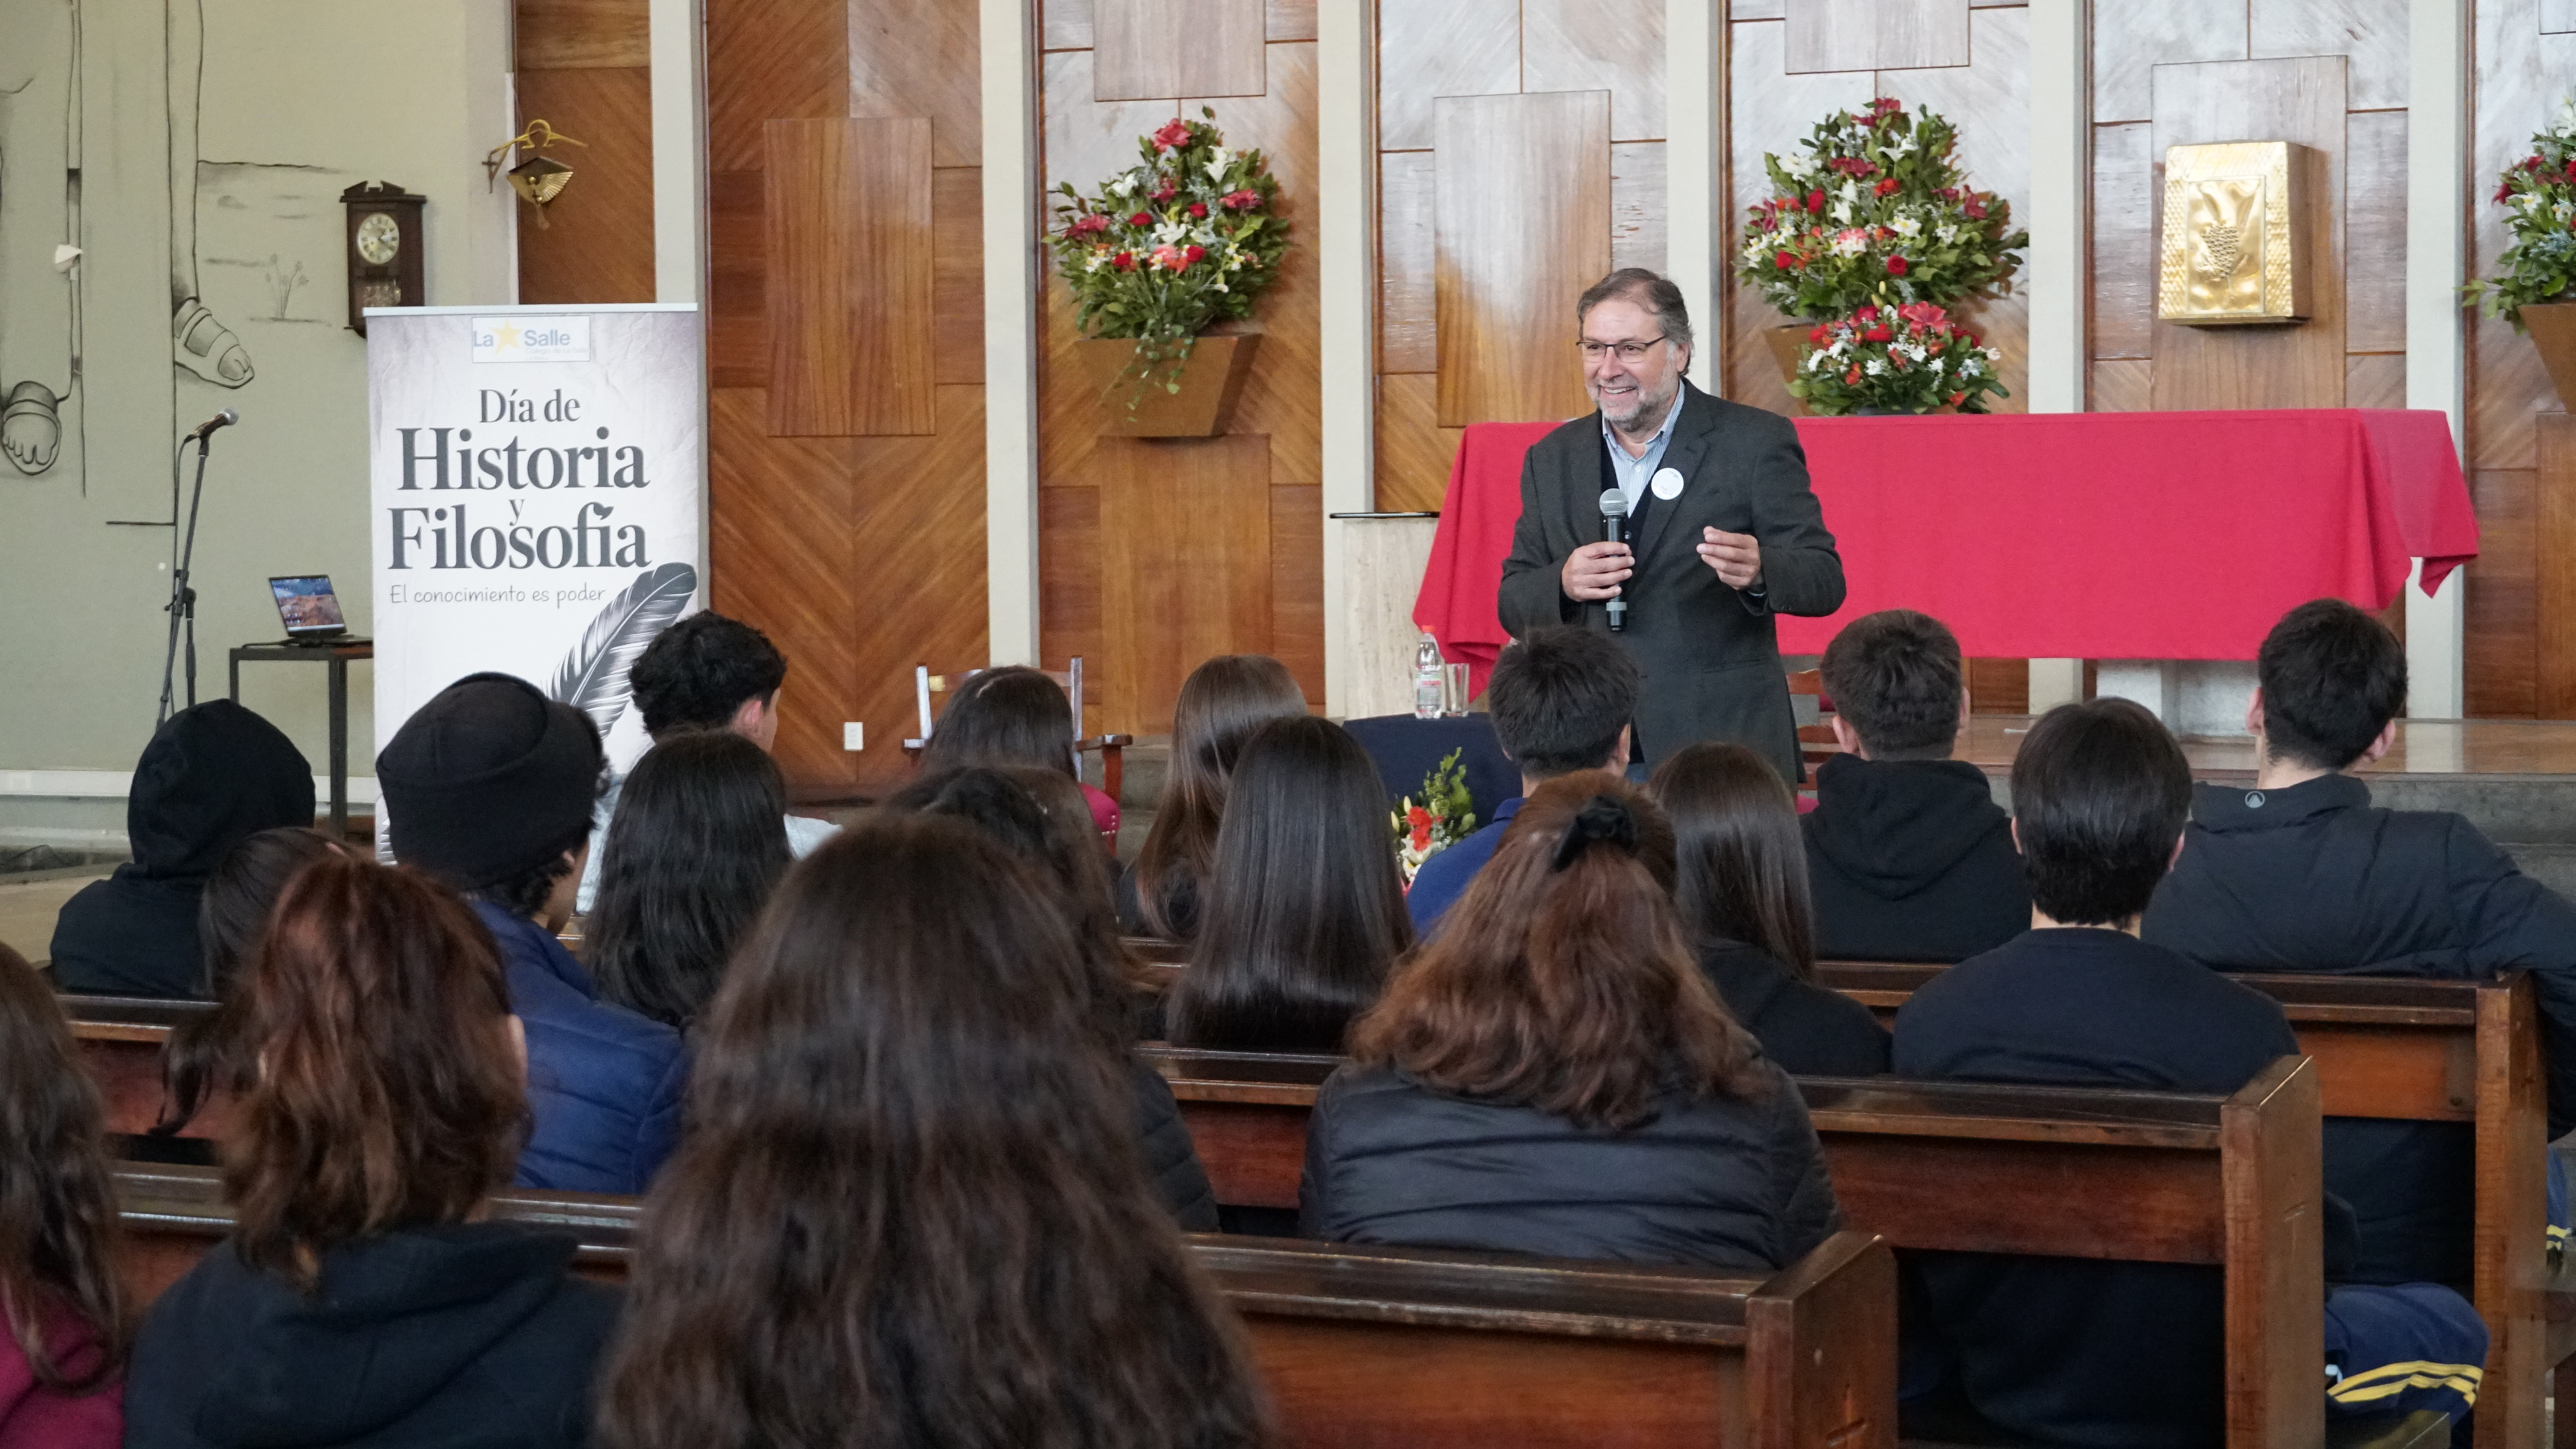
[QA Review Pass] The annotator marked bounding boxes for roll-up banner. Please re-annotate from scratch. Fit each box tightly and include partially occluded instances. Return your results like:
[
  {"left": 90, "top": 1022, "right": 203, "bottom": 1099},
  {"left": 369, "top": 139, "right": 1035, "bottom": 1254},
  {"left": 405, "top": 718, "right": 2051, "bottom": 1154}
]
[{"left": 365, "top": 304, "right": 706, "bottom": 847}]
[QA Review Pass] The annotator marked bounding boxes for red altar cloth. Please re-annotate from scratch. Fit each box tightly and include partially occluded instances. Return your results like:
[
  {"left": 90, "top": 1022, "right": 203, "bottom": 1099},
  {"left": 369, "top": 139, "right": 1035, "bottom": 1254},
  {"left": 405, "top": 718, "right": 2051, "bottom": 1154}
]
[{"left": 1414, "top": 409, "right": 2478, "bottom": 688}]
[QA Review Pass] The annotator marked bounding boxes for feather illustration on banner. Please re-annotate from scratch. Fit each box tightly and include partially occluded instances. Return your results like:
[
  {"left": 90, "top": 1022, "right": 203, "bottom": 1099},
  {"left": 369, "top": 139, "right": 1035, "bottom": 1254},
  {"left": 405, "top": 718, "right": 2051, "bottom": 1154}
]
[{"left": 548, "top": 562, "right": 698, "bottom": 736}]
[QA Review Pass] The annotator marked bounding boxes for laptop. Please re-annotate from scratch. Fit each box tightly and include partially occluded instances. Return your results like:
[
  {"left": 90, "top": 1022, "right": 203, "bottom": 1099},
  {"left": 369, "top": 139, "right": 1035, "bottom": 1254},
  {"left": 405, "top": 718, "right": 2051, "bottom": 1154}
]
[{"left": 268, "top": 575, "right": 350, "bottom": 644}]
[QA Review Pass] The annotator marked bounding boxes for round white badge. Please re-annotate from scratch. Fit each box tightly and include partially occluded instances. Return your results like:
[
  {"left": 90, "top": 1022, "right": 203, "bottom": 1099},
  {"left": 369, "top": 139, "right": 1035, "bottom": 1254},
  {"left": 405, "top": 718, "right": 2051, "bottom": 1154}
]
[{"left": 1650, "top": 467, "right": 1685, "bottom": 501}]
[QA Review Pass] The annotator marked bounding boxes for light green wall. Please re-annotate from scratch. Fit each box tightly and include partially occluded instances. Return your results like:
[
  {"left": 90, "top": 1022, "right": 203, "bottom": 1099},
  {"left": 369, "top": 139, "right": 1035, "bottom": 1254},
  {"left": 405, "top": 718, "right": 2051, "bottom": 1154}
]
[{"left": 0, "top": 0, "right": 513, "bottom": 789}]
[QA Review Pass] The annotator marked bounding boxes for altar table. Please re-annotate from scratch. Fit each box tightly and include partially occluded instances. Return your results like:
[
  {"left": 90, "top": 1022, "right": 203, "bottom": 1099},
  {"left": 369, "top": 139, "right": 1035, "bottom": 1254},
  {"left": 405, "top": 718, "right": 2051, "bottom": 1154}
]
[{"left": 1413, "top": 409, "right": 2479, "bottom": 694}]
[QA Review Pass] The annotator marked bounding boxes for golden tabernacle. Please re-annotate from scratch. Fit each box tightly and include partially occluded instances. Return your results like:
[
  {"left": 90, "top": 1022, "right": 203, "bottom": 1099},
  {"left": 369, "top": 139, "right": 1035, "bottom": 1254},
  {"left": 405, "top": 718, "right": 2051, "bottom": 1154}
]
[{"left": 2157, "top": 140, "right": 2315, "bottom": 326}]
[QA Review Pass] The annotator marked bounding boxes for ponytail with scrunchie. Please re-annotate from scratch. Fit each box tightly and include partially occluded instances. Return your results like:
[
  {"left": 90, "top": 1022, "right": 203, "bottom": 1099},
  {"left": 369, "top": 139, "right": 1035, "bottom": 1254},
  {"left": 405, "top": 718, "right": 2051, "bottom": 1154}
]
[{"left": 1549, "top": 793, "right": 1640, "bottom": 872}]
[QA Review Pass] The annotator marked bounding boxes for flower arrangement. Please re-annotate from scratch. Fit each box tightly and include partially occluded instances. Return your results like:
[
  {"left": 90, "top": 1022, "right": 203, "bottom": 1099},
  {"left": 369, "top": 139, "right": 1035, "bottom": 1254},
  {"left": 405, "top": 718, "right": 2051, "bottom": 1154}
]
[
  {"left": 1787, "top": 301, "right": 2004, "bottom": 415},
  {"left": 1393, "top": 748, "right": 1476, "bottom": 887},
  {"left": 1047, "top": 109, "right": 1291, "bottom": 397},
  {"left": 1736, "top": 96, "right": 2027, "bottom": 414},
  {"left": 2463, "top": 94, "right": 2576, "bottom": 330}
]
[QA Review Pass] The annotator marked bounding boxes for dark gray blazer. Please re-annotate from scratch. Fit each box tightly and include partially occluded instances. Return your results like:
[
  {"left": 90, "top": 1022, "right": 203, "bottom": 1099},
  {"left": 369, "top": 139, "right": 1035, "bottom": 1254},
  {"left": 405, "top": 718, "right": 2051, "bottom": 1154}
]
[{"left": 1497, "top": 382, "right": 1844, "bottom": 780}]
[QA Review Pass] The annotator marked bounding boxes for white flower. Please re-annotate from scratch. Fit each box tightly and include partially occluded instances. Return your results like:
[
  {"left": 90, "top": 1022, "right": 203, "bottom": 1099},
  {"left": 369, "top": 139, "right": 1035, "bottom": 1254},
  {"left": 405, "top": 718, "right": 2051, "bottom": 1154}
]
[
  {"left": 1829, "top": 200, "right": 1855, "bottom": 224},
  {"left": 1805, "top": 349, "right": 1831, "bottom": 372},
  {"left": 1984, "top": 346, "right": 2002, "bottom": 362},
  {"left": 1929, "top": 356, "right": 1946, "bottom": 373},
  {"left": 1891, "top": 215, "right": 1923, "bottom": 239},
  {"left": 1840, "top": 179, "right": 1863, "bottom": 205},
  {"left": 1936, "top": 223, "right": 1961, "bottom": 244},
  {"left": 1865, "top": 358, "right": 1888, "bottom": 376},
  {"left": 1084, "top": 254, "right": 1107, "bottom": 273},
  {"left": 1781, "top": 152, "right": 1817, "bottom": 180},
  {"left": 1830, "top": 227, "right": 1869, "bottom": 257},
  {"left": 1154, "top": 220, "right": 1190, "bottom": 245},
  {"left": 1108, "top": 174, "right": 1137, "bottom": 198},
  {"left": 1886, "top": 131, "right": 1920, "bottom": 159},
  {"left": 1204, "top": 146, "right": 1233, "bottom": 182}
]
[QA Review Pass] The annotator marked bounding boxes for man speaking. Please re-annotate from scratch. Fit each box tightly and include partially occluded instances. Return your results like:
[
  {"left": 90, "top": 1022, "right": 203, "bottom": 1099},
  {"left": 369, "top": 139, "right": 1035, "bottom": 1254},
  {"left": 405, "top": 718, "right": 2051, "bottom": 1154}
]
[{"left": 1498, "top": 268, "right": 1844, "bottom": 783}]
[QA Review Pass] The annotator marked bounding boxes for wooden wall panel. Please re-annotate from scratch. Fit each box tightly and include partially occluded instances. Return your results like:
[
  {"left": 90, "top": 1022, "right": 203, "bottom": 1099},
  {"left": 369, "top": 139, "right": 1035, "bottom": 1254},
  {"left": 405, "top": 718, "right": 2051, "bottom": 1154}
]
[
  {"left": 1044, "top": 0, "right": 1095, "bottom": 50},
  {"left": 2250, "top": 0, "right": 2406, "bottom": 111},
  {"left": 1039, "top": 485, "right": 1103, "bottom": 687},
  {"left": 931, "top": 168, "right": 985, "bottom": 387},
  {"left": 1267, "top": 0, "right": 1318, "bottom": 42},
  {"left": 708, "top": 389, "right": 859, "bottom": 785},
  {"left": 2346, "top": 353, "right": 2406, "bottom": 409},
  {"left": 2093, "top": 0, "right": 2245, "bottom": 123},
  {"left": 1099, "top": 435, "right": 1276, "bottom": 730},
  {"left": 708, "top": 170, "right": 768, "bottom": 389},
  {"left": 706, "top": 0, "right": 849, "bottom": 170},
  {"left": 1094, "top": 0, "right": 1266, "bottom": 101},
  {"left": 851, "top": 0, "right": 984, "bottom": 166},
  {"left": 1523, "top": 0, "right": 1666, "bottom": 140},
  {"left": 764, "top": 117, "right": 937, "bottom": 437},
  {"left": 1197, "top": 41, "right": 1322, "bottom": 487},
  {"left": 513, "top": 67, "right": 657, "bottom": 305},
  {"left": 518, "top": 0, "right": 650, "bottom": 67},
  {"left": 1379, "top": 152, "right": 1437, "bottom": 372},
  {"left": 2344, "top": 107, "right": 2406, "bottom": 355},
  {"left": 1378, "top": 0, "right": 1520, "bottom": 151},
  {"left": 1436, "top": 90, "right": 1611, "bottom": 426},
  {"left": 1895, "top": 6, "right": 2029, "bottom": 411},
  {"left": 2467, "top": 469, "right": 2537, "bottom": 719},
  {"left": 2145, "top": 57, "right": 2348, "bottom": 411},
  {"left": 2537, "top": 417, "right": 2576, "bottom": 717},
  {"left": 1271, "top": 484, "right": 1326, "bottom": 702},
  {"left": 1967, "top": 658, "right": 2030, "bottom": 715},
  {"left": 847, "top": 385, "right": 992, "bottom": 731},
  {"left": 2089, "top": 121, "right": 2154, "bottom": 362},
  {"left": 1375, "top": 373, "right": 1456, "bottom": 514},
  {"left": 1785, "top": 0, "right": 1969, "bottom": 74},
  {"left": 1723, "top": 18, "right": 1872, "bottom": 414},
  {"left": 1610, "top": 142, "right": 1669, "bottom": 276},
  {"left": 2092, "top": 357, "right": 2153, "bottom": 412}
]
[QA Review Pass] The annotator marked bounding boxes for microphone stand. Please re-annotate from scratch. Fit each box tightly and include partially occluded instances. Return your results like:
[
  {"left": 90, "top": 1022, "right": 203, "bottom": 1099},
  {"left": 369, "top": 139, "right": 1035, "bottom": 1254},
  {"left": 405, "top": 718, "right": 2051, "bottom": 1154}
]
[{"left": 155, "top": 429, "right": 220, "bottom": 727}]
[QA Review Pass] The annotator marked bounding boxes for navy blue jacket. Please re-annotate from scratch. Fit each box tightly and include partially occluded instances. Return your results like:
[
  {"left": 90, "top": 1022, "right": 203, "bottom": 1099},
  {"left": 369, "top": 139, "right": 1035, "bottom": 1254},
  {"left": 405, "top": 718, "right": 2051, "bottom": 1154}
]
[
  {"left": 1405, "top": 797, "right": 1521, "bottom": 936},
  {"left": 476, "top": 901, "right": 686, "bottom": 1195},
  {"left": 2145, "top": 773, "right": 2576, "bottom": 1284},
  {"left": 1893, "top": 928, "right": 2301, "bottom": 1449}
]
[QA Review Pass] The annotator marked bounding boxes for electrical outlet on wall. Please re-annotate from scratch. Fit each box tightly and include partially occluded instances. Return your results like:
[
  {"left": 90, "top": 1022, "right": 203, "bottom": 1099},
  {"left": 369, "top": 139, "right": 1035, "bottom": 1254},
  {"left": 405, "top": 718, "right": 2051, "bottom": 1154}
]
[{"left": 843, "top": 722, "right": 864, "bottom": 751}]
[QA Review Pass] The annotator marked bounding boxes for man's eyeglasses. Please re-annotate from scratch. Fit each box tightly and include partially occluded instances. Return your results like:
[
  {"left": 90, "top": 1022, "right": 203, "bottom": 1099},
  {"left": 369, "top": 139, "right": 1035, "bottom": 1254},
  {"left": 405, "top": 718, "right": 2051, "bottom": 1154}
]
[{"left": 1578, "top": 334, "right": 1668, "bottom": 363}]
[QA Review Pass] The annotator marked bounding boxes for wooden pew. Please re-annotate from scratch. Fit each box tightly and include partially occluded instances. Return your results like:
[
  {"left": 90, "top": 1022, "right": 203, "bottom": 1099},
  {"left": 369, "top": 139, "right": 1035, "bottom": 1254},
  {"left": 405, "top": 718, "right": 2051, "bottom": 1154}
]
[
  {"left": 110, "top": 1161, "right": 1899, "bottom": 1449},
  {"left": 1142, "top": 1046, "right": 2447, "bottom": 1449},
  {"left": 1819, "top": 964, "right": 2549, "bottom": 1449},
  {"left": 63, "top": 994, "right": 217, "bottom": 1137}
]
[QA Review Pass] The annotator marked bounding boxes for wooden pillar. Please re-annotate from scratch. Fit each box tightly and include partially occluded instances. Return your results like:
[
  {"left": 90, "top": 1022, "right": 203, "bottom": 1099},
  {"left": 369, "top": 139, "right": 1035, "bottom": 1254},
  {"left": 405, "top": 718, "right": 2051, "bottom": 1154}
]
[{"left": 2539, "top": 415, "right": 2576, "bottom": 718}]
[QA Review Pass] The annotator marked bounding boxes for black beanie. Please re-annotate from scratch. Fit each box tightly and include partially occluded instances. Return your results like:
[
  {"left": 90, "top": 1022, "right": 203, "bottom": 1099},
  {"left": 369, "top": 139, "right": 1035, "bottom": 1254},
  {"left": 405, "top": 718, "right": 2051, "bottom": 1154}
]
[{"left": 377, "top": 673, "right": 602, "bottom": 891}]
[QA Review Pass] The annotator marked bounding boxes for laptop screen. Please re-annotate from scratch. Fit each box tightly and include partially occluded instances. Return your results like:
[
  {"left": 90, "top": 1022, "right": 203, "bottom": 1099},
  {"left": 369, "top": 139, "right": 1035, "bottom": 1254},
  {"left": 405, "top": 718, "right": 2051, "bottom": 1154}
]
[{"left": 269, "top": 576, "right": 347, "bottom": 637}]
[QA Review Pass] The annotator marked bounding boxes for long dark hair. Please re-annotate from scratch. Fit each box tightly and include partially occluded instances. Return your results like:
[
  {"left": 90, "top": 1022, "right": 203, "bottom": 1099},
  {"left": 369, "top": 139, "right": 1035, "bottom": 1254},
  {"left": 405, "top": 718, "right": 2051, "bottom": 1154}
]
[
  {"left": 919, "top": 665, "right": 1079, "bottom": 779},
  {"left": 1349, "top": 775, "right": 1765, "bottom": 1131},
  {"left": 1168, "top": 715, "right": 1410, "bottom": 1053},
  {"left": 888, "top": 765, "right": 1146, "bottom": 1050},
  {"left": 228, "top": 858, "right": 527, "bottom": 1288},
  {"left": 156, "top": 826, "right": 341, "bottom": 1136},
  {"left": 596, "top": 815, "right": 1268, "bottom": 1449},
  {"left": 0, "top": 944, "right": 126, "bottom": 1391},
  {"left": 1133, "top": 655, "right": 1309, "bottom": 939},
  {"left": 1650, "top": 742, "right": 1819, "bottom": 977},
  {"left": 586, "top": 731, "right": 791, "bottom": 1032}
]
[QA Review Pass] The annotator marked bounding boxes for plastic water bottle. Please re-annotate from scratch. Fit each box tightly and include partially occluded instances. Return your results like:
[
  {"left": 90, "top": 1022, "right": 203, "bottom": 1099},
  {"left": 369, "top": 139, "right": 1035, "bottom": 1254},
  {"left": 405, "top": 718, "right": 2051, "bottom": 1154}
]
[{"left": 1413, "top": 633, "right": 1446, "bottom": 719}]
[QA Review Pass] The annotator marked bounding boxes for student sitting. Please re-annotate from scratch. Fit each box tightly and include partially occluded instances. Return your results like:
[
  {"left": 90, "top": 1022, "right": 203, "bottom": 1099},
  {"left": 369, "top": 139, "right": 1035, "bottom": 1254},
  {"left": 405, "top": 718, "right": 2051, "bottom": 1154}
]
[
  {"left": 1895, "top": 699, "right": 2487, "bottom": 1446},
  {"left": 594, "top": 815, "right": 1268, "bottom": 1449},
  {"left": 154, "top": 826, "right": 341, "bottom": 1137},
  {"left": 586, "top": 731, "right": 791, "bottom": 1034},
  {"left": 50, "top": 700, "right": 314, "bottom": 998},
  {"left": 1166, "top": 715, "right": 1413, "bottom": 1054},
  {"left": 1803, "top": 609, "right": 2026, "bottom": 962},
  {"left": 1120, "top": 653, "right": 1310, "bottom": 939},
  {"left": 1653, "top": 741, "right": 1889, "bottom": 1076},
  {"left": 577, "top": 609, "right": 831, "bottom": 913},
  {"left": 2146, "top": 597, "right": 2576, "bottom": 1286},
  {"left": 124, "top": 858, "right": 618, "bottom": 1449},
  {"left": 0, "top": 944, "right": 126, "bottom": 1449},
  {"left": 887, "top": 765, "right": 1218, "bottom": 1230},
  {"left": 1303, "top": 775, "right": 1839, "bottom": 1268},
  {"left": 377, "top": 673, "right": 685, "bottom": 1194},
  {"left": 1405, "top": 626, "right": 1637, "bottom": 935},
  {"left": 918, "top": 664, "right": 1121, "bottom": 839}
]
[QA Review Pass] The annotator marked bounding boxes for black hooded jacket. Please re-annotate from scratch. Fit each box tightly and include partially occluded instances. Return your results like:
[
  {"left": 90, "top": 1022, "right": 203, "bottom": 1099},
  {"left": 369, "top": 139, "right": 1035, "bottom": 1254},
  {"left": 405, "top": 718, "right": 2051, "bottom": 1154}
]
[
  {"left": 1802, "top": 755, "right": 2026, "bottom": 963},
  {"left": 125, "top": 1223, "right": 616, "bottom": 1449},
  {"left": 49, "top": 701, "right": 313, "bottom": 997}
]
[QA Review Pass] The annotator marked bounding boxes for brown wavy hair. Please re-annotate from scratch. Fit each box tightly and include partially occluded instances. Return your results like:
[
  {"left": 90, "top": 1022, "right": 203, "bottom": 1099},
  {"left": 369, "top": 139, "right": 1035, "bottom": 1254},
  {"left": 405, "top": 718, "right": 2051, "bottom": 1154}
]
[
  {"left": 597, "top": 814, "right": 1268, "bottom": 1449},
  {"left": 1348, "top": 774, "right": 1765, "bottom": 1131},
  {"left": 1132, "top": 654, "right": 1309, "bottom": 939},
  {"left": 1651, "top": 742, "right": 1819, "bottom": 977},
  {"left": 0, "top": 943, "right": 125, "bottom": 1391},
  {"left": 155, "top": 825, "right": 342, "bottom": 1136},
  {"left": 225, "top": 857, "right": 526, "bottom": 1288}
]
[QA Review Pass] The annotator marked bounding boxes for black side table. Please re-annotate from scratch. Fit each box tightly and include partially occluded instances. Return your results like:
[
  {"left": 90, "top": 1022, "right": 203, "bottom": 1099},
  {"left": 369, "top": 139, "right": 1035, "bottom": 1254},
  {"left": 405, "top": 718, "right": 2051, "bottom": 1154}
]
[{"left": 230, "top": 641, "right": 372, "bottom": 842}]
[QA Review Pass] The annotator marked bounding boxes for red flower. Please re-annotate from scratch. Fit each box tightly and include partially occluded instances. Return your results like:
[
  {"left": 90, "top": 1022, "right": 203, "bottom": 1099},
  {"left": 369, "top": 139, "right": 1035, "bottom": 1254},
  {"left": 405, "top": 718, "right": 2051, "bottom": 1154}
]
[
  {"left": 1187, "top": 202, "right": 1208, "bottom": 218},
  {"left": 1886, "top": 255, "right": 1910, "bottom": 276},
  {"left": 1776, "top": 250, "right": 1802, "bottom": 270},
  {"left": 2496, "top": 179, "right": 2515, "bottom": 204},
  {"left": 1874, "top": 177, "right": 1900, "bottom": 197},
  {"left": 1151, "top": 176, "right": 1178, "bottom": 201},
  {"left": 1151, "top": 118, "right": 1192, "bottom": 152},
  {"left": 1962, "top": 194, "right": 1988, "bottom": 220},
  {"left": 1856, "top": 304, "right": 1879, "bottom": 323},
  {"left": 1111, "top": 251, "right": 1136, "bottom": 271},
  {"left": 1845, "top": 366, "right": 1863, "bottom": 385},
  {"left": 1806, "top": 188, "right": 1827, "bottom": 212},
  {"left": 1863, "top": 325, "right": 1894, "bottom": 343},
  {"left": 1808, "top": 324, "right": 1830, "bottom": 345},
  {"left": 1898, "top": 301, "right": 1947, "bottom": 329},
  {"left": 1129, "top": 211, "right": 1153, "bottom": 228},
  {"left": 1221, "top": 188, "right": 1263, "bottom": 210},
  {"left": 1871, "top": 96, "right": 1903, "bottom": 115},
  {"left": 1758, "top": 216, "right": 1776, "bottom": 232},
  {"left": 1947, "top": 391, "right": 1968, "bottom": 406},
  {"left": 1182, "top": 244, "right": 1206, "bottom": 267},
  {"left": 1067, "top": 213, "right": 1109, "bottom": 237}
]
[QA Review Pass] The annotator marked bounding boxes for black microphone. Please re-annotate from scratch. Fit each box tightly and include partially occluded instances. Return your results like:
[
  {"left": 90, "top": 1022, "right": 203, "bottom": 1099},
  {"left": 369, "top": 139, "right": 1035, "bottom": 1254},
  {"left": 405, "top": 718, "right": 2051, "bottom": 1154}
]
[
  {"left": 1598, "top": 488, "right": 1629, "bottom": 634},
  {"left": 183, "top": 409, "right": 238, "bottom": 443}
]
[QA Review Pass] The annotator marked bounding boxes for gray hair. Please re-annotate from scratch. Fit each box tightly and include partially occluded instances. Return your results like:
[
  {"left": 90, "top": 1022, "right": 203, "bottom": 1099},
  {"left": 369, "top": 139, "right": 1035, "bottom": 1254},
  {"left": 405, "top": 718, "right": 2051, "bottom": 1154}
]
[{"left": 1576, "top": 269, "right": 1693, "bottom": 352}]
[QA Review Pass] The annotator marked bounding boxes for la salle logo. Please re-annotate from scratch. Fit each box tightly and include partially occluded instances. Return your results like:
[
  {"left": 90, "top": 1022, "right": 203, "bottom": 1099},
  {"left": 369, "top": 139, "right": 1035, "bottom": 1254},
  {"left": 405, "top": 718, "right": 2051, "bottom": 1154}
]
[{"left": 472, "top": 315, "right": 592, "bottom": 364}]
